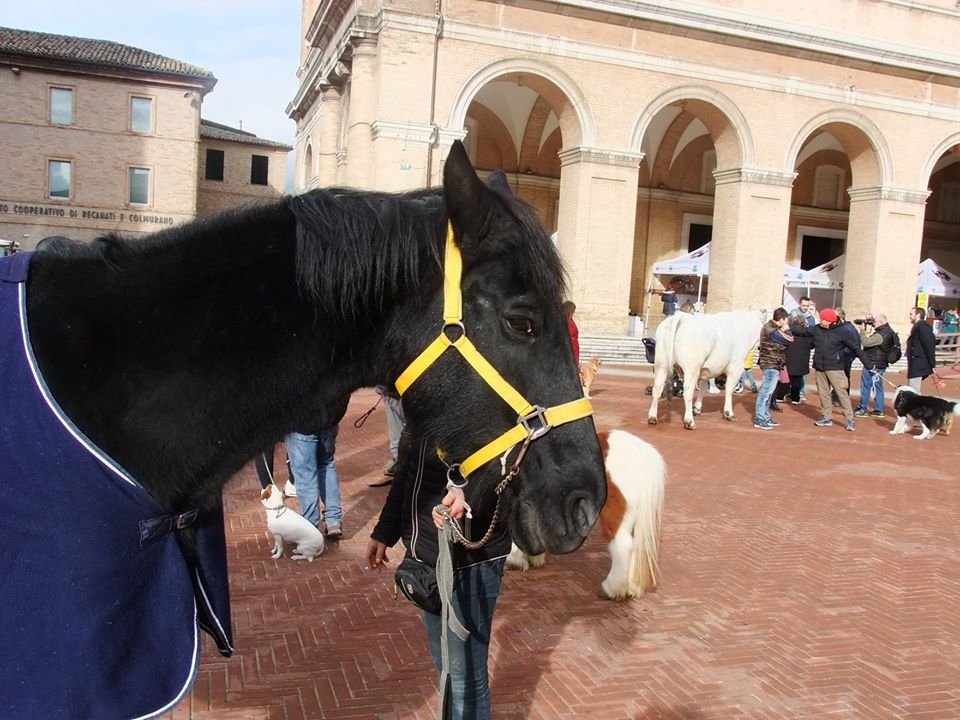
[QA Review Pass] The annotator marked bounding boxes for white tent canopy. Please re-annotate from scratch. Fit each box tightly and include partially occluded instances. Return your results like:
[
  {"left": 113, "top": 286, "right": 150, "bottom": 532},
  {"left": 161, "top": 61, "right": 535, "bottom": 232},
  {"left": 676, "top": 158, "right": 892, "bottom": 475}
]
[
  {"left": 652, "top": 242, "right": 816, "bottom": 285},
  {"left": 784, "top": 255, "right": 844, "bottom": 290},
  {"left": 650, "top": 247, "right": 960, "bottom": 321},
  {"left": 783, "top": 264, "right": 809, "bottom": 286},
  {"left": 651, "top": 244, "right": 710, "bottom": 276},
  {"left": 916, "top": 258, "right": 960, "bottom": 297}
]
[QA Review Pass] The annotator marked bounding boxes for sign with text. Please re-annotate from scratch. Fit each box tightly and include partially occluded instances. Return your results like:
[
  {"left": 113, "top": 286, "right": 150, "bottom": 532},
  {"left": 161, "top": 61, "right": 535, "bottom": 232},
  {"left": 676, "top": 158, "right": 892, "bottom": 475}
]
[{"left": 0, "top": 201, "right": 177, "bottom": 227}]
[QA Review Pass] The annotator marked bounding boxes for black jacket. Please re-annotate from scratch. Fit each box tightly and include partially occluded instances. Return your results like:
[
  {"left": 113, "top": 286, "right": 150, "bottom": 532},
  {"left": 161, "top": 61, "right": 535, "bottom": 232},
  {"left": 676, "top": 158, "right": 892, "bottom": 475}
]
[
  {"left": 370, "top": 439, "right": 512, "bottom": 570},
  {"left": 794, "top": 322, "right": 867, "bottom": 372},
  {"left": 837, "top": 321, "right": 862, "bottom": 369},
  {"left": 861, "top": 323, "right": 894, "bottom": 370},
  {"left": 785, "top": 315, "right": 814, "bottom": 375},
  {"left": 906, "top": 320, "right": 937, "bottom": 379}
]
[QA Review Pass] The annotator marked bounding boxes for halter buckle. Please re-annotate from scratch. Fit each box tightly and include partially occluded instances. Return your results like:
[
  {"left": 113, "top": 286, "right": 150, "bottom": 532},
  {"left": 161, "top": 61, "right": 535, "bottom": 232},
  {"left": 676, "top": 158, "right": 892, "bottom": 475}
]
[{"left": 518, "top": 405, "right": 551, "bottom": 440}]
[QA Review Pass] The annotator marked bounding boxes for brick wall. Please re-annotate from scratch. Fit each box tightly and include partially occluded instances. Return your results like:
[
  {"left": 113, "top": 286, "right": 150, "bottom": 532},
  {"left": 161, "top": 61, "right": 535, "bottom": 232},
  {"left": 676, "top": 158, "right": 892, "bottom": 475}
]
[{"left": 197, "top": 139, "right": 289, "bottom": 217}]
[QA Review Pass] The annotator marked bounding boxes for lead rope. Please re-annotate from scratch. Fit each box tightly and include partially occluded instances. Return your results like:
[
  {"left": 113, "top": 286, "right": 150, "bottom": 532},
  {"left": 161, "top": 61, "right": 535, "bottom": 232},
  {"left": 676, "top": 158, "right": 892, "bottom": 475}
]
[
  {"left": 432, "top": 438, "right": 531, "bottom": 719},
  {"left": 435, "top": 519, "right": 469, "bottom": 720}
]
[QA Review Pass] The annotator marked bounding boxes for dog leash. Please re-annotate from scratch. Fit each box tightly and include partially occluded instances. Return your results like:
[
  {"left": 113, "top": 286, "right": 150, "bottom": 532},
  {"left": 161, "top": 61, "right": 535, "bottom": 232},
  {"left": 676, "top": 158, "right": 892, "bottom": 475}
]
[
  {"left": 876, "top": 368, "right": 946, "bottom": 395},
  {"left": 931, "top": 371, "right": 947, "bottom": 395},
  {"left": 354, "top": 394, "right": 383, "bottom": 428}
]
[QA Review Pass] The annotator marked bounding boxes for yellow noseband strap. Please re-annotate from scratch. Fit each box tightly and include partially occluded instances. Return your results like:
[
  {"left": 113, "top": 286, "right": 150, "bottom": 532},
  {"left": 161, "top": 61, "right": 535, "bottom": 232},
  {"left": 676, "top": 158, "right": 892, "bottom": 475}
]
[{"left": 395, "top": 223, "right": 593, "bottom": 479}]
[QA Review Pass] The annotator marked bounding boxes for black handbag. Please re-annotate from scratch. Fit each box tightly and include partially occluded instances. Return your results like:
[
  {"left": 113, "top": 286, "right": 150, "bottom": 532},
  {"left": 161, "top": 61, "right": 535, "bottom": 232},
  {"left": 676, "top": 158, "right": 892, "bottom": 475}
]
[{"left": 394, "top": 556, "right": 441, "bottom": 613}]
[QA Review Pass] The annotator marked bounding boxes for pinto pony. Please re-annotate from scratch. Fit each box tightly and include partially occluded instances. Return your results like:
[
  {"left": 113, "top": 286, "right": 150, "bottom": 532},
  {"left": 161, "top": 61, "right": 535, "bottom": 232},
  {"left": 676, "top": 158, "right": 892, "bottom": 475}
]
[
  {"left": 647, "top": 309, "right": 765, "bottom": 429},
  {"left": 1, "top": 141, "right": 606, "bottom": 719},
  {"left": 508, "top": 430, "right": 665, "bottom": 600}
]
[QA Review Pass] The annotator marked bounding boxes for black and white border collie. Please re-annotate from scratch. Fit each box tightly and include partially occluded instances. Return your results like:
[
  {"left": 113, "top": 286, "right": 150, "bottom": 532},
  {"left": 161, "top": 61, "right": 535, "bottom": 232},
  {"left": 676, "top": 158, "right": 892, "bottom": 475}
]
[{"left": 890, "top": 386, "right": 959, "bottom": 440}]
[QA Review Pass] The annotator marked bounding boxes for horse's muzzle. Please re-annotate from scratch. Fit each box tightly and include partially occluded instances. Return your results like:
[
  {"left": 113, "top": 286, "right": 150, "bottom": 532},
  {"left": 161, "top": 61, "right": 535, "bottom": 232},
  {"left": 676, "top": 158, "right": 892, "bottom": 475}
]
[{"left": 511, "top": 485, "right": 602, "bottom": 556}]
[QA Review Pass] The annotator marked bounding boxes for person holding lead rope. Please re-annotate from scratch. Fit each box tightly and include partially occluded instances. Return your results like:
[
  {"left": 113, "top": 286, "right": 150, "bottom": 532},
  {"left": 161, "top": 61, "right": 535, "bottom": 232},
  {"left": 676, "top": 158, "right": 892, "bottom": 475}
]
[{"left": 366, "top": 430, "right": 512, "bottom": 720}]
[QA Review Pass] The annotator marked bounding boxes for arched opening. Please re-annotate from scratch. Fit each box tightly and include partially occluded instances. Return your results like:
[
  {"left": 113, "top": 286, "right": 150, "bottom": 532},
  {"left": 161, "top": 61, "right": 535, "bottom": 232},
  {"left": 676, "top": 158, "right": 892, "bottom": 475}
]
[
  {"left": 461, "top": 70, "right": 582, "bottom": 235},
  {"left": 920, "top": 140, "right": 960, "bottom": 317},
  {"left": 631, "top": 91, "right": 747, "bottom": 323},
  {"left": 785, "top": 119, "right": 884, "bottom": 312},
  {"left": 303, "top": 143, "right": 314, "bottom": 188}
]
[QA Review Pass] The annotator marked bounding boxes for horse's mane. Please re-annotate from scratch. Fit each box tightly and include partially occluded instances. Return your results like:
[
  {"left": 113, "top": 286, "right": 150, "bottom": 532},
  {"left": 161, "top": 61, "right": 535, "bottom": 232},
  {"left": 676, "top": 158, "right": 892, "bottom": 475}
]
[
  {"left": 34, "top": 201, "right": 300, "bottom": 292},
  {"left": 288, "top": 187, "right": 445, "bottom": 328},
  {"left": 288, "top": 184, "right": 567, "bottom": 326},
  {"left": 37, "top": 179, "right": 566, "bottom": 329}
]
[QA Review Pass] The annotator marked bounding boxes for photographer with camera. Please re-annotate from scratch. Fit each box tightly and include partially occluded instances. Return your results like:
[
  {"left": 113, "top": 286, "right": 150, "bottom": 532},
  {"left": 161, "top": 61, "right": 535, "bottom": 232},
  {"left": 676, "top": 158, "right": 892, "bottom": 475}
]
[{"left": 853, "top": 313, "right": 894, "bottom": 418}]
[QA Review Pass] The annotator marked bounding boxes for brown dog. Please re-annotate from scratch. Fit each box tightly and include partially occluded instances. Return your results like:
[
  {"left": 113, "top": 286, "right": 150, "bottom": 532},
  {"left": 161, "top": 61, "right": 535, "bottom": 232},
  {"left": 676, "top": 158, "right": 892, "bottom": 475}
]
[{"left": 580, "top": 356, "right": 602, "bottom": 398}]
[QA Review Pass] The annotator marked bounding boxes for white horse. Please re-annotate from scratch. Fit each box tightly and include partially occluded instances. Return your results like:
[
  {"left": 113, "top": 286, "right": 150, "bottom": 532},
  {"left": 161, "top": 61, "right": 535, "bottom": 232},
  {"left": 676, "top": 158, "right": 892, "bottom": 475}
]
[
  {"left": 647, "top": 309, "right": 765, "bottom": 430},
  {"left": 507, "top": 430, "right": 665, "bottom": 601}
]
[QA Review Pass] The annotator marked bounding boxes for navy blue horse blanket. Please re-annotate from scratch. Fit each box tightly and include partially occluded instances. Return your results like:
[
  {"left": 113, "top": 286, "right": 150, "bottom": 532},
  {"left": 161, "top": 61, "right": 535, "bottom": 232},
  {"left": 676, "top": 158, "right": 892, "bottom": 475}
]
[{"left": 0, "top": 253, "right": 233, "bottom": 719}]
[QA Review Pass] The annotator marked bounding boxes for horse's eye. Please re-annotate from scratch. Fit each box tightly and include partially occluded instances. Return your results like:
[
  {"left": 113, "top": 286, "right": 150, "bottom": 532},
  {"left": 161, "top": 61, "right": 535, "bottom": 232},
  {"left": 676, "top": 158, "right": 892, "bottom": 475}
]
[{"left": 507, "top": 317, "right": 535, "bottom": 336}]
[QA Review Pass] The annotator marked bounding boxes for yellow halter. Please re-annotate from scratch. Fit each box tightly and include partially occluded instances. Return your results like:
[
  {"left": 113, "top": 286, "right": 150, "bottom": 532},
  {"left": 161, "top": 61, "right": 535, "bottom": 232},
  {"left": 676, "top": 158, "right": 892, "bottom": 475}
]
[{"left": 395, "top": 223, "right": 593, "bottom": 480}]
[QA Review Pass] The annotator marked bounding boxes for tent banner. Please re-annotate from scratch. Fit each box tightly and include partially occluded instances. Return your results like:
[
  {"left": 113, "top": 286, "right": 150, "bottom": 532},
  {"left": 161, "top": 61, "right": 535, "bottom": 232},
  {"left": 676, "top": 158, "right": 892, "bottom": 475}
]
[
  {"left": 651, "top": 245, "right": 710, "bottom": 276},
  {"left": 916, "top": 258, "right": 960, "bottom": 297}
]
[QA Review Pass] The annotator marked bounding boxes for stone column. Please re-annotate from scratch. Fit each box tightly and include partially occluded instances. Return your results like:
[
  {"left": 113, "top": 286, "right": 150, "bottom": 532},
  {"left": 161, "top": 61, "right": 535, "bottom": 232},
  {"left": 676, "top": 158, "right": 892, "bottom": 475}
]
[
  {"left": 346, "top": 38, "right": 378, "bottom": 189},
  {"left": 556, "top": 147, "right": 642, "bottom": 335},
  {"left": 709, "top": 168, "right": 796, "bottom": 312},
  {"left": 316, "top": 84, "right": 341, "bottom": 188},
  {"left": 844, "top": 186, "right": 930, "bottom": 321}
]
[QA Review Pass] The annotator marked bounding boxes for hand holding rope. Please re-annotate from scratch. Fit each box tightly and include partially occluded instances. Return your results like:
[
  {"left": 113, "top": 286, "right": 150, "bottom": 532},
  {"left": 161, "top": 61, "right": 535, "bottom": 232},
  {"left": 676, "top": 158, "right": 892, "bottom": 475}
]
[{"left": 433, "top": 437, "right": 531, "bottom": 550}]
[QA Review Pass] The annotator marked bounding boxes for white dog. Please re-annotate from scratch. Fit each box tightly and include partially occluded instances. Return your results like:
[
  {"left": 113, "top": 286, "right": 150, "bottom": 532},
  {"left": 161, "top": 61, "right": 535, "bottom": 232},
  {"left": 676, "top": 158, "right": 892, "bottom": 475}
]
[{"left": 260, "top": 484, "right": 325, "bottom": 560}]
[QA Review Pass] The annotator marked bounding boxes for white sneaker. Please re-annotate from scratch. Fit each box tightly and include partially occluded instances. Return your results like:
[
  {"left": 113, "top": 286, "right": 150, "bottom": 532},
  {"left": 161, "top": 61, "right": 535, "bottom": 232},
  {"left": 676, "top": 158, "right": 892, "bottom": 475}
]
[{"left": 284, "top": 481, "right": 297, "bottom": 498}]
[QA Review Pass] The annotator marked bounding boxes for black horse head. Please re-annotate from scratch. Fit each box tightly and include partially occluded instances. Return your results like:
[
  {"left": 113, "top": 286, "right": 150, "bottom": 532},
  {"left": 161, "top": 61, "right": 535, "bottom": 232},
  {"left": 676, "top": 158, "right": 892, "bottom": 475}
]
[{"left": 389, "top": 142, "right": 606, "bottom": 555}]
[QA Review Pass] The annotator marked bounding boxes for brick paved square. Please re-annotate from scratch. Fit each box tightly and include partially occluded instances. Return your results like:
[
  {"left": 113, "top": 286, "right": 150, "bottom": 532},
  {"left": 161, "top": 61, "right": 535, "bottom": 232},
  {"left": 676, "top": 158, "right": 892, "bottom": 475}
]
[{"left": 167, "top": 368, "right": 960, "bottom": 719}]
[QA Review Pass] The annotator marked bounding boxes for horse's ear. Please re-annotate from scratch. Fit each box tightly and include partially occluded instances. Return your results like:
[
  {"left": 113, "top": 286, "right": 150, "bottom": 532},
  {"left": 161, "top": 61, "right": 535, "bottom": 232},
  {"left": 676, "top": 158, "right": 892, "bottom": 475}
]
[
  {"left": 484, "top": 170, "right": 512, "bottom": 194},
  {"left": 443, "top": 140, "right": 493, "bottom": 242}
]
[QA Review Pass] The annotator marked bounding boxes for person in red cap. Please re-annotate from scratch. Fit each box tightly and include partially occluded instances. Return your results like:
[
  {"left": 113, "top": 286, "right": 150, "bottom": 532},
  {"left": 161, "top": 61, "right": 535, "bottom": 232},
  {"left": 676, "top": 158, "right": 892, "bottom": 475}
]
[{"left": 792, "top": 307, "right": 869, "bottom": 431}]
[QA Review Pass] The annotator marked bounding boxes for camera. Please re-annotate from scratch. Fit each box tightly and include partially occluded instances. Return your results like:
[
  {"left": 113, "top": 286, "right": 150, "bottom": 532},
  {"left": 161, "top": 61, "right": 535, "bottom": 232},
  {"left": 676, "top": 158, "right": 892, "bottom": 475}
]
[{"left": 853, "top": 317, "right": 874, "bottom": 326}]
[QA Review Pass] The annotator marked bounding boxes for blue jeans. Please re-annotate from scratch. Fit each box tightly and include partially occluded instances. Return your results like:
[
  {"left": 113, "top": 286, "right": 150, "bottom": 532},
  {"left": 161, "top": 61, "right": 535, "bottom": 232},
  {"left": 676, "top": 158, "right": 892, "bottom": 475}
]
[
  {"left": 739, "top": 369, "right": 758, "bottom": 391},
  {"left": 284, "top": 426, "right": 341, "bottom": 527},
  {"left": 857, "top": 367, "right": 885, "bottom": 412},
  {"left": 422, "top": 558, "right": 505, "bottom": 720},
  {"left": 754, "top": 368, "right": 780, "bottom": 424}
]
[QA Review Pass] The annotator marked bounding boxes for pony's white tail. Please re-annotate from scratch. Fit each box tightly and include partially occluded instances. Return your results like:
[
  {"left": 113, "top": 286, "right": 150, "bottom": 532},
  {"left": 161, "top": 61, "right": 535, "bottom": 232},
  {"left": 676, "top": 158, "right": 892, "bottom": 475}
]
[
  {"left": 626, "top": 438, "right": 665, "bottom": 593},
  {"left": 601, "top": 430, "right": 666, "bottom": 599}
]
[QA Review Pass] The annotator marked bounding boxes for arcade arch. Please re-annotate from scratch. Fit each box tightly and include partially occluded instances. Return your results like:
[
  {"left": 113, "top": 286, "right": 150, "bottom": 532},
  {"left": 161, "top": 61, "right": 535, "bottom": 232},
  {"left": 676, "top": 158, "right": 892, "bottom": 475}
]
[
  {"left": 921, "top": 136, "right": 960, "bottom": 300},
  {"left": 629, "top": 90, "right": 752, "bottom": 317},
  {"left": 457, "top": 70, "right": 581, "bottom": 236},
  {"left": 785, "top": 116, "right": 895, "bottom": 314}
]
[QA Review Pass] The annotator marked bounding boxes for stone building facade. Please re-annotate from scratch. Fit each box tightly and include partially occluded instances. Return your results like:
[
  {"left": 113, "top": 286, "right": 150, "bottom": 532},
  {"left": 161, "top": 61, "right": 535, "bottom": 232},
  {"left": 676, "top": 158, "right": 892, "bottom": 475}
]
[
  {"left": 0, "top": 27, "right": 289, "bottom": 250},
  {"left": 289, "top": 0, "right": 960, "bottom": 334}
]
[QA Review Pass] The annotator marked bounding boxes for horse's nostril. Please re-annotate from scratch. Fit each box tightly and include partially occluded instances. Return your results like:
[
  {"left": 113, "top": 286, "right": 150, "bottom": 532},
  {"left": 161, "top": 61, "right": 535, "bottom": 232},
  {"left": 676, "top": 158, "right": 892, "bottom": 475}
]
[{"left": 567, "top": 492, "right": 595, "bottom": 536}]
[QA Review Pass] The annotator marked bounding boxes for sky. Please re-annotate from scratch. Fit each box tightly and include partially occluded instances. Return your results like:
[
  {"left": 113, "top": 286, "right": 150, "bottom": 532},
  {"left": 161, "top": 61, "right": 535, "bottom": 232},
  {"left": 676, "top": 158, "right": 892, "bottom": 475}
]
[{"left": 3, "top": 1, "right": 302, "bottom": 188}]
